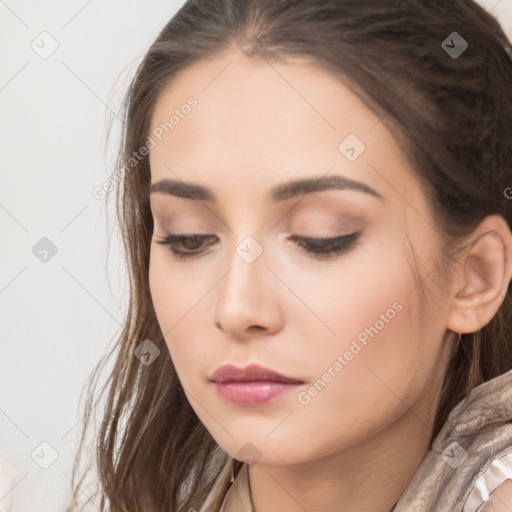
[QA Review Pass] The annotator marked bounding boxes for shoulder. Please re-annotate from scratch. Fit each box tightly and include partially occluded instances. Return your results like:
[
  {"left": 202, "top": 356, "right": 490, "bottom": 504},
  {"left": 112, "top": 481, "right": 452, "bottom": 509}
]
[
  {"left": 480, "top": 479, "right": 512, "bottom": 511},
  {"left": 464, "top": 451, "right": 512, "bottom": 512}
]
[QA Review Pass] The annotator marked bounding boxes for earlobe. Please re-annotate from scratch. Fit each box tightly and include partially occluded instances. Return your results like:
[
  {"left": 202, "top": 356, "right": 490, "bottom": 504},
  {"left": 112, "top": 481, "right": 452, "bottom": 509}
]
[{"left": 446, "top": 215, "right": 512, "bottom": 334}]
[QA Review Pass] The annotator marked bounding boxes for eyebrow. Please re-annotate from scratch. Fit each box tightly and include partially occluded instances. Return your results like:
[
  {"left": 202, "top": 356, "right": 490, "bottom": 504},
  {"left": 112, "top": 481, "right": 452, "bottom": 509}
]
[{"left": 149, "top": 175, "right": 384, "bottom": 202}]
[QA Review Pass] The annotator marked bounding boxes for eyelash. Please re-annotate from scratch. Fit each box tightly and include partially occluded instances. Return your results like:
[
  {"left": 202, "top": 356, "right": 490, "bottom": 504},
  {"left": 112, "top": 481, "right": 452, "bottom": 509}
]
[{"left": 154, "top": 232, "right": 361, "bottom": 260}]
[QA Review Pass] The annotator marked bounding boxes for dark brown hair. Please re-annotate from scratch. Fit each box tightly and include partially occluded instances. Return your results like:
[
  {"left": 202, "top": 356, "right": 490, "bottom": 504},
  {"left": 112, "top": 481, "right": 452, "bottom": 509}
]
[{"left": 67, "top": 1, "right": 512, "bottom": 510}]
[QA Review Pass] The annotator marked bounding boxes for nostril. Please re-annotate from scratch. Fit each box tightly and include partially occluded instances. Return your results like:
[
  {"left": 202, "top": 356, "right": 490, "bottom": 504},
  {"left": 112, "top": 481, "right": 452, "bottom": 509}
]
[{"left": 248, "top": 325, "right": 265, "bottom": 332}]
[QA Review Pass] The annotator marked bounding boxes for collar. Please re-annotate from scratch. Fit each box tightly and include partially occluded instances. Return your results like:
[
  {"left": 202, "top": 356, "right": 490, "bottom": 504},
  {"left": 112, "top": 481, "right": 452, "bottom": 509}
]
[{"left": 219, "top": 463, "right": 252, "bottom": 512}]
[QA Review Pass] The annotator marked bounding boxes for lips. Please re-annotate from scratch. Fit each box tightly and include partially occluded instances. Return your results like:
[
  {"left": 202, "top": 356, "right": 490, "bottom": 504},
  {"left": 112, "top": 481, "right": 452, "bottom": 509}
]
[
  {"left": 209, "top": 363, "right": 304, "bottom": 384},
  {"left": 209, "top": 364, "right": 305, "bottom": 406}
]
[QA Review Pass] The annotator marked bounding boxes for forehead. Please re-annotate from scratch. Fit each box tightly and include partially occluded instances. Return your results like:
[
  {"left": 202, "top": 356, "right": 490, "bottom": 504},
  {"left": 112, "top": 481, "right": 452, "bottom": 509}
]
[
  {"left": 148, "top": 49, "right": 416, "bottom": 206},
  {"left": 150, "top": 49, "right": 379, "bottom": 143}
]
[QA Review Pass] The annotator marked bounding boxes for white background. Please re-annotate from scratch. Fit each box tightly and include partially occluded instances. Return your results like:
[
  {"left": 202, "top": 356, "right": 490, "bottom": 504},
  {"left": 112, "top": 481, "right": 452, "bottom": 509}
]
[{"left": 0, "top": 1, "right": 511, "bottom": 511}]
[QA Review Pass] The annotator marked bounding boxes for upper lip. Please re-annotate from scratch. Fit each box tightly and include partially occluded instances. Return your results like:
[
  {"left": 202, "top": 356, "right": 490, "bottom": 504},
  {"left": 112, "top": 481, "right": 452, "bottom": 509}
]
[{"left": 210, "top": 364, "right": 304, "bottom": 384}]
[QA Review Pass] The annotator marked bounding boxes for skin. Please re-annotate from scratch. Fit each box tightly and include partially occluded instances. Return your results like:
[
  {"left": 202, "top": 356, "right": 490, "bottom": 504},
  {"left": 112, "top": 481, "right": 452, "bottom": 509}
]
[
  {"left": 484, "top": 480, "right": 512, "bottom": 512},
  {"left": 147, "top": 48, "right": 512, "bottom": 512}
]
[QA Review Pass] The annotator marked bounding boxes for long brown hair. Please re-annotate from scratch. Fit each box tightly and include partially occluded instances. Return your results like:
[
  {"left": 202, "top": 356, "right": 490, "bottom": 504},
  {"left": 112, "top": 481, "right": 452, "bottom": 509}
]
[{"left": 67, "top": 1, "right": 512, "bottom": 510}]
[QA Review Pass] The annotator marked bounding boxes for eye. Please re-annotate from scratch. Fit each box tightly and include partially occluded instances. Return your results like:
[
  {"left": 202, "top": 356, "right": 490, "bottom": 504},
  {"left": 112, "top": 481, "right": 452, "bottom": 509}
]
[
  {"left": 289, "top": 232, "right": 361, "bottom": 260},
  {"left": 153, "top": 233, "right": 217, "bottom": 259},
  {"left": 154, "top": 232, "right": 361, "bottom": 260}
]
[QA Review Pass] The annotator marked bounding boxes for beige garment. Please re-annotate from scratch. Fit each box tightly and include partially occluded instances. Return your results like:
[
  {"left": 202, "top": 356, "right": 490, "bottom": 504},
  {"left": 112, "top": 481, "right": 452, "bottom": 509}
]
[{"left": 198, "top": 369, "right": 512, "bottom": 512}]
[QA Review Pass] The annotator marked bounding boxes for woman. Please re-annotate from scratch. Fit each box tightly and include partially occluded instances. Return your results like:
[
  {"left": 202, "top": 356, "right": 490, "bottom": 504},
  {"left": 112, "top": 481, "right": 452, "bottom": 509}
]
[{"left": 68, "top": 0, "right": 512, "bottom": 510}]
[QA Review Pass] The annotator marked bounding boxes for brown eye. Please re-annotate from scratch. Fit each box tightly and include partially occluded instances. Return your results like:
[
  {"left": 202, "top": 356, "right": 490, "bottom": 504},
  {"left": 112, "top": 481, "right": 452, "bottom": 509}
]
[{"left": 154, "top": 233, "right": 217, "bottom": 258}]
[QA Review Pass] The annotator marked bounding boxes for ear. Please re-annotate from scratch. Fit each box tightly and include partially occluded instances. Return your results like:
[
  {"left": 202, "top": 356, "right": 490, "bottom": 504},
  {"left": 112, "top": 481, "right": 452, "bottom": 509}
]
[{"left": 446, "top": 215, "right": 512, "bottom": 334}]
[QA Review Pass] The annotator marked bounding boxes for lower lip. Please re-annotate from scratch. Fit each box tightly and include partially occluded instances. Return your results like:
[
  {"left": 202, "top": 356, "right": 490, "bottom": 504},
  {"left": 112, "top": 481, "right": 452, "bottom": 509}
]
[{"left": 213, "top": 380, "right": 303, "bottom": 406}]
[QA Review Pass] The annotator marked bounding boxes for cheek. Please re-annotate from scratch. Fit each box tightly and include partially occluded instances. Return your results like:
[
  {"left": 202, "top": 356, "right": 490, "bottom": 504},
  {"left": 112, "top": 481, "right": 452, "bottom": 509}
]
[
  {"left": 290, "top": 308, "right": 424, "bottom": 462},
  {"left": 149, "top": 252, "right": 177, "bottom": 329},
  {"left": 149, "top": 247, "right": 208, "bottom": 325},
  {"left": 286, "top": 242, "right": 427, "bottom": 433},
  {"left": 148, "top": 250, "right": 215, "bottom": 380},
  {"left": 286, "top": 235, "right": 422, "bottom": 366}
]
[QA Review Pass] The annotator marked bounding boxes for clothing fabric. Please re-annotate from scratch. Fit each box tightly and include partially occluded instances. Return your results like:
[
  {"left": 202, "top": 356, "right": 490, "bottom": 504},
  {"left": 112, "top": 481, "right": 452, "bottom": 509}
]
[
  {"left": 463, "top": 452, "right": 512, "bottom": 511},
  {"left": 198, "top": 369, "right": 512, "bottom": 511}
]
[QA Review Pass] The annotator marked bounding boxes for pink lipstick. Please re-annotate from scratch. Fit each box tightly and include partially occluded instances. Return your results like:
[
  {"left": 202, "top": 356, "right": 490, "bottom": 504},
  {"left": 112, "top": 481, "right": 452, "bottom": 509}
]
[{"left": 209, "top": 363, "right": 304, "bottom": 406}]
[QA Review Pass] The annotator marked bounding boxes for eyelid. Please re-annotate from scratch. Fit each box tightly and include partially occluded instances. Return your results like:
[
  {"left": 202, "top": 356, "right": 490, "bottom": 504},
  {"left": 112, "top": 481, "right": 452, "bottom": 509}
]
[{"left": 291, "top": 210, "right": 364, "bottom": 229}]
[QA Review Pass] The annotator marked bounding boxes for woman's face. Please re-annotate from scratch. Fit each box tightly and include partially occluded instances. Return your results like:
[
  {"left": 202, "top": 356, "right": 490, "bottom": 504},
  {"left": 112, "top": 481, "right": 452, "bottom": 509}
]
[{"left": 148, "top": 49, "right": 454, "bottom": 465}]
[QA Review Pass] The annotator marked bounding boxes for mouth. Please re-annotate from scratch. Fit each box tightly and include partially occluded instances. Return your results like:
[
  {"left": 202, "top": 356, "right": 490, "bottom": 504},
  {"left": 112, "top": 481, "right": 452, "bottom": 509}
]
[{"left": 209, "top": 363, "right": 305, "bottom": 406}]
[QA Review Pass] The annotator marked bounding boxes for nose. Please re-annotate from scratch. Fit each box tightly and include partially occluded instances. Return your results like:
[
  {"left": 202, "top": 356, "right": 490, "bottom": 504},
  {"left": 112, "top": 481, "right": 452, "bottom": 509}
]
[{"left": 212, "top": 238, "right": 285, "bottom": 340}]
